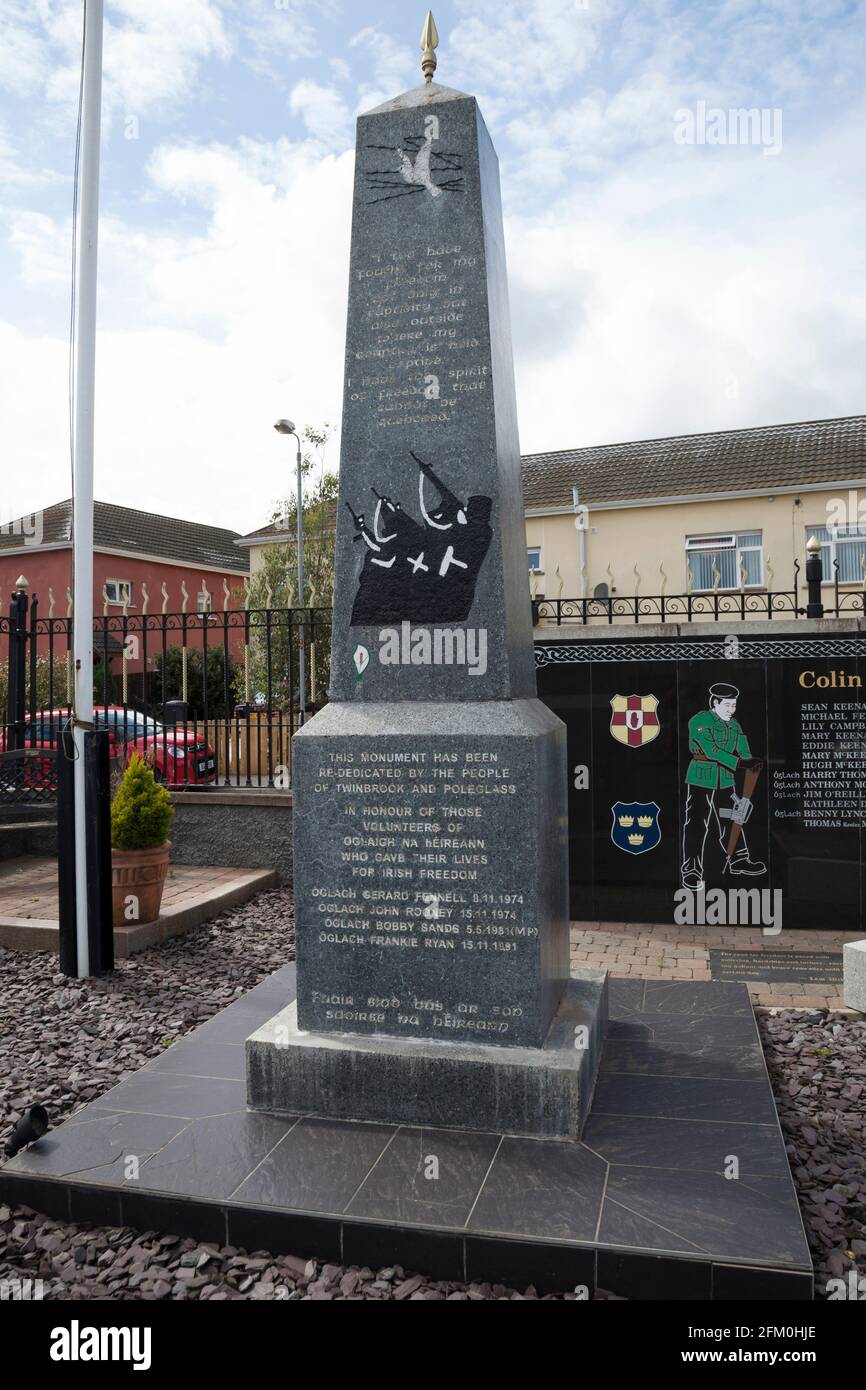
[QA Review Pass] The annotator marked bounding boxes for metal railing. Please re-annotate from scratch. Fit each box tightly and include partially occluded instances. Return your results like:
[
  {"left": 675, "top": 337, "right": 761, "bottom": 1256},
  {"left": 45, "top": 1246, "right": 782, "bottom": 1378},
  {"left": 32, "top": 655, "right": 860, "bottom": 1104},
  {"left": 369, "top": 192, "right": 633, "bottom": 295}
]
[
  {"left": 4, "top": 551, "right": 863, "bottom": 802},
  {"left": 1, "top": 598, "right": 332, "bottom": 800},
  {"left": 531, "top": 559, "right": 866, "bottom": 626}
]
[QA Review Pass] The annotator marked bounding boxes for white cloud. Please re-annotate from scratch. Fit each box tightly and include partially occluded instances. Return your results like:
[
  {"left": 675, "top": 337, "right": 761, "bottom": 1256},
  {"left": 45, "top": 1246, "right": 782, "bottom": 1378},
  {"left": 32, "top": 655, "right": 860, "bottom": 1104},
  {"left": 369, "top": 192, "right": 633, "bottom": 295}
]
[
  {"left": 505, "top": 103, "right": 866, "bottom": 454},
  {"left": 0, "top": 0, "right": 232, "bottom": 125},
  {"left": 0, "top": 133, "right": 353, "bottom": 531},
  {"left": 2, "top": 0, "right": 865, "bottom": 544},
  {"left": 0, "top": 0, "right": 52, "bottom": 96},
  {"left": 289, "top": 80, "right": 351, "bottom": 149},
  {"left": 447, "top": 0, "right": 602, "bottom": 122},
  {"left": 349, "top": 25, "right": 415, "bottom": 113},
  {"left": 232, "top": 0, "right": 337, "bottom": 85}
]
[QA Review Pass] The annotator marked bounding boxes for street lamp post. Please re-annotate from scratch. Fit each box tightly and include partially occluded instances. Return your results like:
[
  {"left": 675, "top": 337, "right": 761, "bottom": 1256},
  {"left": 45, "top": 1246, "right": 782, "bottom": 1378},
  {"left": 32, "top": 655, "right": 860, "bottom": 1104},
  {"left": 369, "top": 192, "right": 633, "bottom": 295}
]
[{"left": 274, "top": 420, "right": 306, "bottom": 727}]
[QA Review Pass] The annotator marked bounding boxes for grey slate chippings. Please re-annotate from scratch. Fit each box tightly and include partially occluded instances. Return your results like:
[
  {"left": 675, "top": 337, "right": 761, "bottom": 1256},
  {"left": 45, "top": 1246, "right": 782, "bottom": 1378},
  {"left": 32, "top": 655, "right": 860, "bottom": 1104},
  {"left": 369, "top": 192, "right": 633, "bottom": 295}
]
[
  {"left": 758, "top": 1008, "right": 866, "bottom": 1297},
  {"left": 0, "top": 887, "right": 295, "bottom": 1137}
]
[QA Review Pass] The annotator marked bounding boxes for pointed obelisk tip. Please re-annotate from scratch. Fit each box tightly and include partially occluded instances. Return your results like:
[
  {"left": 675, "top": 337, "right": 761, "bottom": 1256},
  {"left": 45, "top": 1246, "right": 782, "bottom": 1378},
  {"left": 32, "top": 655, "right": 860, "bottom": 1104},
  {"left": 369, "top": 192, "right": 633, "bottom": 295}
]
[{"left": 420, "top": 10, "right": 439, "bottom": 83}]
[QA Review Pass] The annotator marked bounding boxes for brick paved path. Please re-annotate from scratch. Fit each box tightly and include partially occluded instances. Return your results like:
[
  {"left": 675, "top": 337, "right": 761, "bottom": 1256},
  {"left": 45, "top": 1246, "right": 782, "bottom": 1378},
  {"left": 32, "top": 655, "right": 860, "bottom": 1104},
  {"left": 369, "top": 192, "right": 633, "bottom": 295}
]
[
  {"left": 570, "top": 923, "right": 858, "bottom": 1010},
  {"left": 0, "top": 856, "right": 249, "bottom": 922},
  {"left": 2, "top": 859, "right": 856, "bottom": 1009}
]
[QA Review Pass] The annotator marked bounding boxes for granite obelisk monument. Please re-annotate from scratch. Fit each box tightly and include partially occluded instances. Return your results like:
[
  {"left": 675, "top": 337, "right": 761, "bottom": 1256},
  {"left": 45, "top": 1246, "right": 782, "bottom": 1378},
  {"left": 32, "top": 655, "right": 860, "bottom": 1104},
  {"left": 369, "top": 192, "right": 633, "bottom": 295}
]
[{"left": 248, "top": 15, "right": 606, "bottom": 1137}]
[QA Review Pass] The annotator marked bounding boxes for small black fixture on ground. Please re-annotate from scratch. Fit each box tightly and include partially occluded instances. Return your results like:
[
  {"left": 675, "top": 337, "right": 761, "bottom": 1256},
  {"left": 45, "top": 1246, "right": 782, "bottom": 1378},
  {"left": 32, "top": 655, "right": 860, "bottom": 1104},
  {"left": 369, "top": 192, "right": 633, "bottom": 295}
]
[{"left": 4, "top": 1105, "right": 49, "bottom": 1158}]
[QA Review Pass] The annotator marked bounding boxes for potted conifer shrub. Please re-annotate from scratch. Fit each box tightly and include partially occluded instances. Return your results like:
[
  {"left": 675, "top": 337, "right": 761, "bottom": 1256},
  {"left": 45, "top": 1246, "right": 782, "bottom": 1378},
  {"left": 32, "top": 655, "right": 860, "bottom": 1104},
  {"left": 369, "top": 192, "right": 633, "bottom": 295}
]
[{"left": 111, "top": 751, "right": 174, "bottom": 927}]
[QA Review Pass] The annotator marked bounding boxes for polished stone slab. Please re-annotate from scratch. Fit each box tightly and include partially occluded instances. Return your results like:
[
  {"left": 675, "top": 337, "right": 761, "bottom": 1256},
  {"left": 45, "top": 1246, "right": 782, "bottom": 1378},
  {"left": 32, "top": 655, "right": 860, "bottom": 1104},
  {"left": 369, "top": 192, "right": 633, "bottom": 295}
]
[
  {"left": 291, "top": 700, "right": 571, "bottom": 1051},
  {"left": 0, "top": 972, "right": 812, "bottom": 1300},
  {"left": 247, "top": 971, "right": 607, "bottom": 1139}
]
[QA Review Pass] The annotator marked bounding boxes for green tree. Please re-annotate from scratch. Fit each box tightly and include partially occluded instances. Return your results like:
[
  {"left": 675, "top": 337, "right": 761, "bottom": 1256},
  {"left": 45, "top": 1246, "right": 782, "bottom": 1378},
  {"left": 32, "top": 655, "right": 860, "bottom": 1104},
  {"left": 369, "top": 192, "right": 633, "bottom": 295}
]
[
  {"left": 0, "top": 654, "right": 73, "bottom": 717},
  {"left": 151, "top": 645, "right": 237, "bottom": 719},
  {"left": 238, "top": 423, "right": 336, "bottom": 711}
]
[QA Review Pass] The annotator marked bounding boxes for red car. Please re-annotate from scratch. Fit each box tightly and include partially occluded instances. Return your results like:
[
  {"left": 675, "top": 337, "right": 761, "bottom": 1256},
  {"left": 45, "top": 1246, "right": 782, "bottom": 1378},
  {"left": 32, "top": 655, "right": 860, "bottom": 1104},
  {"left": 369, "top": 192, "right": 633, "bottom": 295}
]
[{"left": 2, "top": 707, "right": 217, "bottom": 788}]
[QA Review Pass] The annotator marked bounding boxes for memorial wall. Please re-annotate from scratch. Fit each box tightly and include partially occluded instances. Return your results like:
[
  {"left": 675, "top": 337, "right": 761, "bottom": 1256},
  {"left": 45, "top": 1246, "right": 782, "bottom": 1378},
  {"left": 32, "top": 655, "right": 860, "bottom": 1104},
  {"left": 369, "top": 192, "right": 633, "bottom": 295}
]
[{"left": 536, "top": 626, "right": 865, "bottom": 931}]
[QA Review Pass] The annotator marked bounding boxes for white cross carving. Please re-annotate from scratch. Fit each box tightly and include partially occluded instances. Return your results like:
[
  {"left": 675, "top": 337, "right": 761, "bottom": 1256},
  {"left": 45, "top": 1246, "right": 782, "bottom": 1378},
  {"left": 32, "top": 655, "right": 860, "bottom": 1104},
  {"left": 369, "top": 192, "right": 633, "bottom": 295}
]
[{"left": 439, "top": 545, "right": 468, "bottom": 577}]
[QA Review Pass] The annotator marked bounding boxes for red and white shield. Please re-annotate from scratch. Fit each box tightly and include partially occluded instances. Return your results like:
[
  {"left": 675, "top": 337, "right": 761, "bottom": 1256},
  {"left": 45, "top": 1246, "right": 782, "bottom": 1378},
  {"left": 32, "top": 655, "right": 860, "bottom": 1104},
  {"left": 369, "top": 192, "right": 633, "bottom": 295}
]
[{"left": 610, "top": 694, "right": 660, "bottom": 748}]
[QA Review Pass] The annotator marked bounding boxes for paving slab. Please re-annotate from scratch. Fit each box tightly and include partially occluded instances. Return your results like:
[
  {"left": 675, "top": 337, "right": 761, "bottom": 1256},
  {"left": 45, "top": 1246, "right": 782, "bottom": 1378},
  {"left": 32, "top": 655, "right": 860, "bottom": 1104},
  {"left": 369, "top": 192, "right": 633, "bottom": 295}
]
[{"left": 0, "top": 970, "right": 812, "bottom": 1299}]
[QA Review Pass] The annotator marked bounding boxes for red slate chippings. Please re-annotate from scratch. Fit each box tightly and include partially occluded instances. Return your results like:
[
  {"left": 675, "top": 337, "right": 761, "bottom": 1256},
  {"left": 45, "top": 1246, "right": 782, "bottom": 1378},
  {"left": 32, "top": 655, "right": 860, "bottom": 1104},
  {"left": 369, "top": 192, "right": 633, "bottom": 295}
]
[{"left": 1, "top": 888, "right": 863, "bottom": 1298}]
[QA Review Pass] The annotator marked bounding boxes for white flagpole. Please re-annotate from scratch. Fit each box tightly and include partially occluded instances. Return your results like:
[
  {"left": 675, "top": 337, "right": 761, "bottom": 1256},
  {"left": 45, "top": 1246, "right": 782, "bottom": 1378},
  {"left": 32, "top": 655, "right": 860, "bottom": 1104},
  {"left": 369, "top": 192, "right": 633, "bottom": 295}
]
[{"left": 72, "top": 0, "right": 104, "bottom": 978}]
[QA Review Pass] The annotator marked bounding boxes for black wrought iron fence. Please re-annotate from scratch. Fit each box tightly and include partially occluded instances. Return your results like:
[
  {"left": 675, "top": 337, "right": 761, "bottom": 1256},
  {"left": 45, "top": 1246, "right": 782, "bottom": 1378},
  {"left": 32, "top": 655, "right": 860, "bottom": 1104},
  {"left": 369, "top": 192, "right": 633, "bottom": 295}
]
[
  {"left": 2, "top": 595, "right": 332, "bottom": 799},
  {"left": 4, "top": 553, "right": 864, "bottom": 802},
  {"left": 531, "top": 558, "right": 866, "bottom": 625}
]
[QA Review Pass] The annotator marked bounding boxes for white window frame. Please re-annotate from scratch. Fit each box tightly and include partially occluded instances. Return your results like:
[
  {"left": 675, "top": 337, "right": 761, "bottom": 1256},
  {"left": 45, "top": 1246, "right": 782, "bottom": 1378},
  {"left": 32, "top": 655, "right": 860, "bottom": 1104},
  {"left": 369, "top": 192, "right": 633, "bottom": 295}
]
[
  {"left": 806, "top": 524, "right": 866, "bottom": 586},
  {"left": 527, "top": 546, "right": 542, "bottom": 572},
  {"left": 104, "top": 578, "right": 133, "bottom": 606},
  {"left": 685, "top": 532, "right": 763, "bottom": 591}
]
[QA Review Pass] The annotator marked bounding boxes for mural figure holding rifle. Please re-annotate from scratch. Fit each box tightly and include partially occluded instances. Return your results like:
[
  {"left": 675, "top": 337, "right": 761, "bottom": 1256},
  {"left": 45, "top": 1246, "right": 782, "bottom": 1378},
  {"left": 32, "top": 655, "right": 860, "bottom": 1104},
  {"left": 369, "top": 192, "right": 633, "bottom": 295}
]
[{"left": 681, "top": 682, "right": 766, "bottom": 891}]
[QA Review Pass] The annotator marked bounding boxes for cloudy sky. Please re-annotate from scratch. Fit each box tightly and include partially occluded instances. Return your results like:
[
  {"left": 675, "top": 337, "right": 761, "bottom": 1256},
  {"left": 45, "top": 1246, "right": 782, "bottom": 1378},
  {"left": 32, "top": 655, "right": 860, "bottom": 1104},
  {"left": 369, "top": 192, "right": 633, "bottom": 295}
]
[{"left": 1, "top": 0, "right": 864, "bottom": 535}]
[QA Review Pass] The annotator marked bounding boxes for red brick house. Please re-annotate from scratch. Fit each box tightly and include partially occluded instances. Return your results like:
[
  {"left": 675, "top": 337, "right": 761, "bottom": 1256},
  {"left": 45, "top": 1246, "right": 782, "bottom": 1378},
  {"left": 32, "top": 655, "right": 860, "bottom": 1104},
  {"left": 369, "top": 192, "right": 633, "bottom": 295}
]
[
  {"left": 1, "top": 500, "right": 249, "bottom": 683},
  {"left": 1, "top": 499, "right": 248, "bottom": 610}
]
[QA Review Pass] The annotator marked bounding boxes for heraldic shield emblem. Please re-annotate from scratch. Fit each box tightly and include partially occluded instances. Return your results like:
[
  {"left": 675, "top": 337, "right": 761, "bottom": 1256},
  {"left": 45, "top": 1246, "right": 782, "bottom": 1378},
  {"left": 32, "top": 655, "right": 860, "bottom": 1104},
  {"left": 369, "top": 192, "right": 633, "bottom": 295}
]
[
  {"left": 610, "top": 694, "right": 660, "bottom": 748},
  {"left": 611, "top": 801, "right": 661, "bottom": 855}
]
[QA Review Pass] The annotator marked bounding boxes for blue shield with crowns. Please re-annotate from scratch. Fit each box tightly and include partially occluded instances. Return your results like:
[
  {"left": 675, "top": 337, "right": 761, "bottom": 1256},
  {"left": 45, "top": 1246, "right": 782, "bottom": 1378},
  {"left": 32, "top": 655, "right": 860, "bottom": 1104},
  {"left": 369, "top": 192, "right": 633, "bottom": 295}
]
[{"left": 611, "top": 801, "right": 661, "bottom": 855}]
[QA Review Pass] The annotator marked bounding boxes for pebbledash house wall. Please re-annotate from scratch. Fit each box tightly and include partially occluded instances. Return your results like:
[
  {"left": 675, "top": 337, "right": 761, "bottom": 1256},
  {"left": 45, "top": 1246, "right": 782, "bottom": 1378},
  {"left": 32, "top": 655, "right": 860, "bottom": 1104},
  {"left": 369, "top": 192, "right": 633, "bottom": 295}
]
[
  {"left": 243, "top": 486, "right": 863, "bottom": 608},
  {"left": 525, "top": 486, "right": 858, "bottom": 602}
]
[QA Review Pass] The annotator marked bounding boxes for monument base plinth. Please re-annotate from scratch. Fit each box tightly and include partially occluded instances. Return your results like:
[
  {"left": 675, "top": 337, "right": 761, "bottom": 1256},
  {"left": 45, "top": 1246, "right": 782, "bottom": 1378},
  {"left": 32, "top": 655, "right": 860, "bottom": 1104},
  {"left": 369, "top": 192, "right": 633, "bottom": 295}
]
[{"left": 246, "top": 970, "right": 607, "bottom": 1140}]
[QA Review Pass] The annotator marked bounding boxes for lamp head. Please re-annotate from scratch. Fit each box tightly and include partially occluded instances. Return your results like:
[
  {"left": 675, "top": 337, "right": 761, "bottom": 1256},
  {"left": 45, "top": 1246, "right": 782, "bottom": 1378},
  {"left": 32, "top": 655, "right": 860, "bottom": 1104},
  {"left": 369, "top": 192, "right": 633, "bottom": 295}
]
[
  {"left": 4, "top": 1104, "right": 49, "bottom": 1158},
  {"left": 274, "top": 419, "right": 296, "bottom": 436}
]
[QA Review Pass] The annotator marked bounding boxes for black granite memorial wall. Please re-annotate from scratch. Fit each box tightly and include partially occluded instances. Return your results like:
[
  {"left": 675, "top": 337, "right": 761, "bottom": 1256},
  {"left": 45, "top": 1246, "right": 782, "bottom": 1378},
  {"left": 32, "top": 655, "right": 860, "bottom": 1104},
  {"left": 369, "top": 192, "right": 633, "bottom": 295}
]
[{"left": 536, "top": 627, "right": 864, "bottom": 930}]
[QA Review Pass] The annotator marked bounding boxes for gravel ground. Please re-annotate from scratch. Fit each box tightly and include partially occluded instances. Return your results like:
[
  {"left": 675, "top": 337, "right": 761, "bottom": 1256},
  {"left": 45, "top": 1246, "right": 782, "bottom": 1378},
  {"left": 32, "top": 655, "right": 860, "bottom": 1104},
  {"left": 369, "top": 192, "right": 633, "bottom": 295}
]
[
  {"left": 758, "top": 1008, "right": 866, "bottom": 1298},
  {"left": 0, "top": 887, "right": 863, "bottom": 1299},
  {"left": 0, "top": 887, "right": 294, "bottom": 1137}
]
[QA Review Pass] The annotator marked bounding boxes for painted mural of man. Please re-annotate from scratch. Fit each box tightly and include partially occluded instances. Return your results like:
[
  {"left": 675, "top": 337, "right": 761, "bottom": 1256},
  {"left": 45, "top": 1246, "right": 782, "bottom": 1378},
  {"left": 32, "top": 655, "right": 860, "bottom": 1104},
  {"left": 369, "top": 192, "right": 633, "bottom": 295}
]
[{"left": 681, "top": 682, "right": 766, "bottom": 890}]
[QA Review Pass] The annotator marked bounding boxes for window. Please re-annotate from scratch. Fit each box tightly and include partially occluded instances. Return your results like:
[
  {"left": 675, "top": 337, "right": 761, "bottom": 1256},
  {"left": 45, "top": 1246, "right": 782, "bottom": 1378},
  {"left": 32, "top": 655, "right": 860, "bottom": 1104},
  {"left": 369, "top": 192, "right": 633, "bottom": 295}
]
[
  {"left": 685, "top": 532, "right": 763, "bottom": 590},
  {"left": 527, "top": 547, "right": 542, "bottom": 571},
  {"left": 196, "top": 591, "right": 213, "bottom": 614},
  {"left": 105, "top": 578, "right": 133, "bottom": 606},
  {"left": 806, "top": 525, "right": 866, "bottom": 585}
]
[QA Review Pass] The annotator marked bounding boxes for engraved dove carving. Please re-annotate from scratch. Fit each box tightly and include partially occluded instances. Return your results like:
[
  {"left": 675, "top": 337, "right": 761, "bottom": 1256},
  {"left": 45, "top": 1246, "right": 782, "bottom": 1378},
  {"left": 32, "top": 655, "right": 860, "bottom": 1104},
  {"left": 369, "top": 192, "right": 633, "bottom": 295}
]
[{"left": 397, "top": 132, "right": 440, "bottom": 197}]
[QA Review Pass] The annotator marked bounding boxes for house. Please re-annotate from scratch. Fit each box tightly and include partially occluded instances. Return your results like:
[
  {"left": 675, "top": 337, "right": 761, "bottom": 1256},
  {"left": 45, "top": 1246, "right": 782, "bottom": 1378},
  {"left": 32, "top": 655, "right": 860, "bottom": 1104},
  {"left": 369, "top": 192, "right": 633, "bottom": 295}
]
[
  {"left": 524, "top": 414, "right": 866, "bottom": 604},
  {"left": 0, "top": 499, "right": 249, "bottom": 617},
  {"left": 235, "top": 500, "right": 338, "bottom": 584},
  {"left": 237, "top": 415, "right": 866, "bottom": 610},
  {"left": 0, "top": 501, "right": 250, "bottom": 700}
]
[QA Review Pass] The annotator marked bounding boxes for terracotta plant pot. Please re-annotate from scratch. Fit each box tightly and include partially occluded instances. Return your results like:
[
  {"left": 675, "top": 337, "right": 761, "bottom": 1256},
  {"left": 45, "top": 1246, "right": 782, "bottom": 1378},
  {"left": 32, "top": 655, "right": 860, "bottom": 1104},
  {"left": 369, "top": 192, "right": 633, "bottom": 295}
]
[{"left": 111, "top": 841, "right": 171, "bottom": 928}]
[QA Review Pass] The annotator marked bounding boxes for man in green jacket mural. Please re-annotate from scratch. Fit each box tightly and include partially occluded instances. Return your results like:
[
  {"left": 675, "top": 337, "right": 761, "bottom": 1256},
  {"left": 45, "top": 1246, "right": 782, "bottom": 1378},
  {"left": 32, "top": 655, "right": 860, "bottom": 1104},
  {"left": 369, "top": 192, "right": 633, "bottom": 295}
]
[{"left": 681, "top": 682, "right": 766, "bottom": 891}]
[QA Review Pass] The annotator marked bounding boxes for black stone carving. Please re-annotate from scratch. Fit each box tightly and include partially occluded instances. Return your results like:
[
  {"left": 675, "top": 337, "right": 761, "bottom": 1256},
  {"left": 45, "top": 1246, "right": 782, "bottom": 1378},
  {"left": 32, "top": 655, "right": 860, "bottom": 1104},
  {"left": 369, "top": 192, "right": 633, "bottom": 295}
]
[{"left": 347, "top": 453, "right": 493, "bottom": 625}]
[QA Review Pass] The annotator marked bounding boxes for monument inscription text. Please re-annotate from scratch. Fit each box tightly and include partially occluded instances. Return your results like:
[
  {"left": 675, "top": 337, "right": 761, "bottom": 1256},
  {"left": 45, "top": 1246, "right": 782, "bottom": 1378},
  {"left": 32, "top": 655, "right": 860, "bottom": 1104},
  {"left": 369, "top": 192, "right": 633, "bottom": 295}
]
[{"left": 296, "top": 735, "right": 549, "bottom": 1046}]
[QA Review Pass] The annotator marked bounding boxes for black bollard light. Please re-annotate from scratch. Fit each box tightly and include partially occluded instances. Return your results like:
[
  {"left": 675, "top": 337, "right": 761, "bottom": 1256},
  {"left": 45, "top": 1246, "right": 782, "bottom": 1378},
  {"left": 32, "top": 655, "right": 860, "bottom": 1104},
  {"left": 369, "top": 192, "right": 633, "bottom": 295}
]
[
  {"left": 805, "top": 534, "right": 825, "bottom": 619},
  {"left": 4, "top": 1105, "right": 49, "bottom": 1158}
]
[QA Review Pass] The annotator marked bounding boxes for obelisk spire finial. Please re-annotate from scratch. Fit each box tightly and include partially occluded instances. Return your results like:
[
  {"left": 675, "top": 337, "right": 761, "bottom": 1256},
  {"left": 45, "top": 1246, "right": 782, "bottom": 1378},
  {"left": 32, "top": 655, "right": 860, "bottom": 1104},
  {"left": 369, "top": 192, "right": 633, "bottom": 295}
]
[{"left": 420, "top": 10, "right": 439, "bottom": 83}]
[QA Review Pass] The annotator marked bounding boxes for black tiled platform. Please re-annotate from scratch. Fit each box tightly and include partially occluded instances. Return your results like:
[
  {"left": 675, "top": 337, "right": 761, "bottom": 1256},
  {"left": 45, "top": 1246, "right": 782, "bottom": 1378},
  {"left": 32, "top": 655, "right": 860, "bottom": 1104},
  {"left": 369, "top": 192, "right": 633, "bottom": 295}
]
[{"left": 0, "top": 970, "right": 813, "bottom": 1299}]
